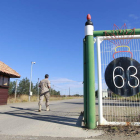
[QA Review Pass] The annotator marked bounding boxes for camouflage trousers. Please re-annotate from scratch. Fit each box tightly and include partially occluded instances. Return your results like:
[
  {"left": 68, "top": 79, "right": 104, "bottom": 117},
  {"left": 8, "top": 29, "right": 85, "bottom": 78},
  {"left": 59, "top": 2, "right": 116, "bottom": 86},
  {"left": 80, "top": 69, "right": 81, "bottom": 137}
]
[{"left": 38, "top": 92, "right": 50, "bottom": 107}]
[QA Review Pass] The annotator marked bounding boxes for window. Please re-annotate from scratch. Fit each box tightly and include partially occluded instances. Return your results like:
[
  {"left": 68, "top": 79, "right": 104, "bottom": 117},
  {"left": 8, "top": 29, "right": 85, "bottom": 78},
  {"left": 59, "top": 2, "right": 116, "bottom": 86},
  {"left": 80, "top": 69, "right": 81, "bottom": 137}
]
[
  {"left": 3, "top": 77, "right": 9, "bottom": 86},
  {"left": 0, "top": 75, "right": 10, "bottom": 86},
  {"left": 0, "top": 75, "right": 3, "bottom": 85}
]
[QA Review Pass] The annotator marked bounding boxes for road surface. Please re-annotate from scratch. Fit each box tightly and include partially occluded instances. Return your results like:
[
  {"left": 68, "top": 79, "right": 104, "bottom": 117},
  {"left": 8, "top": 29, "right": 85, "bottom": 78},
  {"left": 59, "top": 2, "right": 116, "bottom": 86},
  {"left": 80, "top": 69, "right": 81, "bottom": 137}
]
[
  {"left": 1, "top": 98, "right": 139, "bottom": 140},
  {"left": 0, "top": 98, "right": 103, "bottom": 140}
]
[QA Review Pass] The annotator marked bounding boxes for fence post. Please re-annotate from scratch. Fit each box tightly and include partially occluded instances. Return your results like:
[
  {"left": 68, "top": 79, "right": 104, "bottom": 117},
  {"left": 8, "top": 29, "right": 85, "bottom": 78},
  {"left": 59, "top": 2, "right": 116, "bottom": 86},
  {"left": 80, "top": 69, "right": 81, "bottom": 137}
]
[
  {"left": 85, "top": 14, "right": 96, "bottom": 129},
  {"left": 96, "top": 37, "right": 103, "bottom": 125}
]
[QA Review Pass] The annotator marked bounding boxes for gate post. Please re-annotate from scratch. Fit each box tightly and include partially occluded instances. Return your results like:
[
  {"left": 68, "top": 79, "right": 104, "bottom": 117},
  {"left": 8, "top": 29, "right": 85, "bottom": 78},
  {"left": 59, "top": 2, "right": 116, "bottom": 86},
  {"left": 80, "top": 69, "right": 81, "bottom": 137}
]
[
  {"left": 83, "top": 38, "right": 87, "bottom": 125},
  {"left": 84, "top": 14, "right": 96, "bottom": 129}
]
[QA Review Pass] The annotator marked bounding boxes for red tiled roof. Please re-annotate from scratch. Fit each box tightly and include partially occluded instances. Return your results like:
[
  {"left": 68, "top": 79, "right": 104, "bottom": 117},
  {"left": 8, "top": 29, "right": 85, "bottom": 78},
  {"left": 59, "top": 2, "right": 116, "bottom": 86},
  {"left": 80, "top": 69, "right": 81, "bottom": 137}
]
[{"left": 0, "top": 61, "right": 20, "bottom": 78}]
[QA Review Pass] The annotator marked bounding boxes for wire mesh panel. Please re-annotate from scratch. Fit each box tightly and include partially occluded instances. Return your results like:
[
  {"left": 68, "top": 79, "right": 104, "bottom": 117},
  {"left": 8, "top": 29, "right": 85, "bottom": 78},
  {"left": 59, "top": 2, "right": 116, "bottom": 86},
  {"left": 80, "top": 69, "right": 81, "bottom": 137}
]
[{"left": 97, "top": 36, "right": 140, "bottom": 125}]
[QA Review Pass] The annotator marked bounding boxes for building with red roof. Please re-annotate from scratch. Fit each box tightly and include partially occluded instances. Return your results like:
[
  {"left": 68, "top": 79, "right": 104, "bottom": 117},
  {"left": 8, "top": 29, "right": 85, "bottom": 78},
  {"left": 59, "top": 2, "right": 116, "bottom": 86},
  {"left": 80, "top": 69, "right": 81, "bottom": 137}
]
[{"left": 0, "top": 61, "right": 20, "bottom": 105}]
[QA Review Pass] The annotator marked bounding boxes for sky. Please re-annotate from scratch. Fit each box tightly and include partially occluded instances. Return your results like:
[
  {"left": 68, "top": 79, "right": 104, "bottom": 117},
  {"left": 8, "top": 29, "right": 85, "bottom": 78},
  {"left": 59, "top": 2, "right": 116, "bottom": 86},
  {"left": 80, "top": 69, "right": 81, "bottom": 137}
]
[{"left": 0, "top": 0, "right": 140, "bottom": 95}]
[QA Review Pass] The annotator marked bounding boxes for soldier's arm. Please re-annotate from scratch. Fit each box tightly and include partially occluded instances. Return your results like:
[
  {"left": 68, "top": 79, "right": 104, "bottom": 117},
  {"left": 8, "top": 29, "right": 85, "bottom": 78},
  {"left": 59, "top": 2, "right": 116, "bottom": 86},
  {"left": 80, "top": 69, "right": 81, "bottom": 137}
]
[{"left": 48, "top": 81, "right": 51, "bottom": 89}]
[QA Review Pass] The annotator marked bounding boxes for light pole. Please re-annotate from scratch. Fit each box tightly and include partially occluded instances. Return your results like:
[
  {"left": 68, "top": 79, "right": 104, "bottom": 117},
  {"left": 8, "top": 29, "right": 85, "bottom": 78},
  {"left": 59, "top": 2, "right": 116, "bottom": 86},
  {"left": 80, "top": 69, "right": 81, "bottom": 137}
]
[
  {"left": 69, "top": 87, "right": 70, "bottom": 97},
  {"left": 38, "top": 78, "right": 39, "bottom": 101},
  {"left": 29, "top": 61, "right": 36, "bottom": 101}
]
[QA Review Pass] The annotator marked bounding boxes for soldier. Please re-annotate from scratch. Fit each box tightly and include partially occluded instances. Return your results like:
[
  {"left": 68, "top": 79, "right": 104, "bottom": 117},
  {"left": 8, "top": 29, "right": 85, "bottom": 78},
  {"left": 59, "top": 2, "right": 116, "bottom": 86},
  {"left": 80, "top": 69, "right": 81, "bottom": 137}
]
[{"left": 38, "top": 74, "right": 51, "bottom": 112}]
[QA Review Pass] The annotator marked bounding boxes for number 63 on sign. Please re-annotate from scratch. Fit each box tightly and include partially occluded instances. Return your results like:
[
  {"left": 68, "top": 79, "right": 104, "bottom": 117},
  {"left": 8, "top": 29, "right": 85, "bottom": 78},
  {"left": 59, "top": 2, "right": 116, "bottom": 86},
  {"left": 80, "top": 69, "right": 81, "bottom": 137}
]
[{"left": 105, "top": 57, "right": 140, "bottom": 97}]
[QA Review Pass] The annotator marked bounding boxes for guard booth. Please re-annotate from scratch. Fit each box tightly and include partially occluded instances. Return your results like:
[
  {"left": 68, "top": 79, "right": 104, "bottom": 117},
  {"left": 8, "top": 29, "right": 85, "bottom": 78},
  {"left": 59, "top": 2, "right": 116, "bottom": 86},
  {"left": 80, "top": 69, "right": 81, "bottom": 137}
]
[{"left": 0, "top": 61, "right": 20, "bottom": 105}]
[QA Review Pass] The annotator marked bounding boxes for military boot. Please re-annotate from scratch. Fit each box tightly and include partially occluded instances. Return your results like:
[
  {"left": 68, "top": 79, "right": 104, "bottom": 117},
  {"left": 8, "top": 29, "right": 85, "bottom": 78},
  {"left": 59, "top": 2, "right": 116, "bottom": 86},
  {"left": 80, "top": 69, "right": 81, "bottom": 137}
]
[
  {"left": 46, "top": 106, "right": 50, "bottom": 111},
  {"left": 38, "top": 105, "right": 41, "bottom": 112}
]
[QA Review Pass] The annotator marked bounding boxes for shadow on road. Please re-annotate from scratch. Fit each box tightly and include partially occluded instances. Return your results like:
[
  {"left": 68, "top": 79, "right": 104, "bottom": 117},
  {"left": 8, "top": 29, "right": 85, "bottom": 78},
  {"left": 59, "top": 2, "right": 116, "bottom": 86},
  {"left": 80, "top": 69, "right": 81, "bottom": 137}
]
[{"left": 0, "top": 106, "right": 83, "bottom": 128}]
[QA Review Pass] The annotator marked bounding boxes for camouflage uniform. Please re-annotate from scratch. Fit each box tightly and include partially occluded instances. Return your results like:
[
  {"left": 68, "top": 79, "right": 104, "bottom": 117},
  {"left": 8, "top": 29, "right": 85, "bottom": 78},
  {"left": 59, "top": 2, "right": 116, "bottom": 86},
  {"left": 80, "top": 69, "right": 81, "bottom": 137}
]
[{"left": 38, "top": 79, "right": 50, "bottom": 111}]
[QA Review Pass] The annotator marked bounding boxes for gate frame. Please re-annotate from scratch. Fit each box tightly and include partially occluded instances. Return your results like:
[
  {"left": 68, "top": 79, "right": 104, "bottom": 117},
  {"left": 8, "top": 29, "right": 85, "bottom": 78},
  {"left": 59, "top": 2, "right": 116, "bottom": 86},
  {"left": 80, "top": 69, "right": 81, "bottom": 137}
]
[
  {"left": 84, "top": 14, "right": 140, "bottom": 128},
  {"left": 96, "top": 35, "right": 140, "bottom": 126}
]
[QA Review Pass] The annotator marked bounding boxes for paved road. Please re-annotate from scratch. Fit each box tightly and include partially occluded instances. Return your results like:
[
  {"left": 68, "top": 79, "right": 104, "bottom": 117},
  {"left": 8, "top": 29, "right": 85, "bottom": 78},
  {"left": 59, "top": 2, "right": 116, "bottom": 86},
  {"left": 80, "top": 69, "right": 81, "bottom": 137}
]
[
  {"left": 0, "top": 98, "right": 103, "bottom": 140},
  {"left": 0, "top": 98, "right": 140, "bottom": 140}
]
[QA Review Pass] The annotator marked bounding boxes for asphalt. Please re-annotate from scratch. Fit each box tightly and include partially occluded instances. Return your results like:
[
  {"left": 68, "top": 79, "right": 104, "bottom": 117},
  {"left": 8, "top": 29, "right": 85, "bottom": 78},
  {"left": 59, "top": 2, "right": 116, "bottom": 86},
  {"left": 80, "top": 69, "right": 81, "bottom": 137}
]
[{"left": 0, "top": 98, "right": 103, "bottom": 139}]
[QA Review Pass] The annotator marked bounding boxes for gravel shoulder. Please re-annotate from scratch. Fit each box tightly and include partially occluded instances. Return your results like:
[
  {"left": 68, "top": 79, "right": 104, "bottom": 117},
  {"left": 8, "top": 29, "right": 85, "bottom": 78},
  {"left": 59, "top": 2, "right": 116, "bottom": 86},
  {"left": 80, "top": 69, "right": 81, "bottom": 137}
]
[{"left": 95, "top": 125, "right": 140, "bottom": 140}]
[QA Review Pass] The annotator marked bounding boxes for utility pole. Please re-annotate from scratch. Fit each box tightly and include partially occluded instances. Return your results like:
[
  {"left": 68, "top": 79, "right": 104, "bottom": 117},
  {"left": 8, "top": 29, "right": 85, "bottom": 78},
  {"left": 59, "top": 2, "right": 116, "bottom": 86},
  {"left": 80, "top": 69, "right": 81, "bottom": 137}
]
[
  {"left": 29, "top": 61, "right": 36, "bottom": 102},
  {"left": 69, "top": 87, "right": 70, "bottom": 97},
  {"left": 53, "top": 85, "right": 54, "bottom": 95},
  {"left": 38, "top": 78, "right": 39, "bottom": 100},
  {"left": 15, "top": 79, "right": 18, "bottom": 100}
]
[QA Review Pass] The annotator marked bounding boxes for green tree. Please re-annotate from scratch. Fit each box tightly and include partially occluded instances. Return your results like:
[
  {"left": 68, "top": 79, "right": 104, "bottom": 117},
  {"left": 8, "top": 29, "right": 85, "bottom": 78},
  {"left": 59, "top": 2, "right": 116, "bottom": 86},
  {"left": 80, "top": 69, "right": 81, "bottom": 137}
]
[
  {"left": 17, "top": 77, "right": 33, "bottom": 95},
  {"left": 95, "top": 90, "right": 98, "bottom": 98},
  {"left": 50, "top": 88, "right": 60, "bottom": 96},
  {"left": 74, "top": 94, "right": 80, "bottom": 96},
  {"left": 8, "top": 81, "right": 16, "bottom": 95},
  {"left": 56, "top": 91, "right": 60, "bottom": 96},
  {"left": 32, "top": 82, "right": 40, "bottom": 95}
]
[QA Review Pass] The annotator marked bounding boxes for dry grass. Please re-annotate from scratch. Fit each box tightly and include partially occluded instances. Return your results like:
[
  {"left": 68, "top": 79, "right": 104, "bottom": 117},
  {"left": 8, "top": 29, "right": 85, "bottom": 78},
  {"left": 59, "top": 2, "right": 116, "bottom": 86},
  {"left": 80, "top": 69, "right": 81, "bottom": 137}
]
[
  {"left": 96, "top": 125, "right": 140, "bottom": 136},
  {"left": 107, "top": 96, "right": 140, "bottom": 102},
  {"left": 7, "top": 95, "right": 82, "bottom": 104},
  {"left": 49, "top": 96, "right": 82, "bottom": 101}
]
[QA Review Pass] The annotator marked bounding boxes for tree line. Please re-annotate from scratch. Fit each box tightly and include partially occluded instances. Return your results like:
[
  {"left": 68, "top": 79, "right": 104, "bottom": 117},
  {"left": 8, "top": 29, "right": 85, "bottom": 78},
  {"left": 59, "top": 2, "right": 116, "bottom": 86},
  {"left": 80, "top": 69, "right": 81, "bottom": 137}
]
[{"left": 8, "top": 77, "right": 60, "bottom": 96}]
